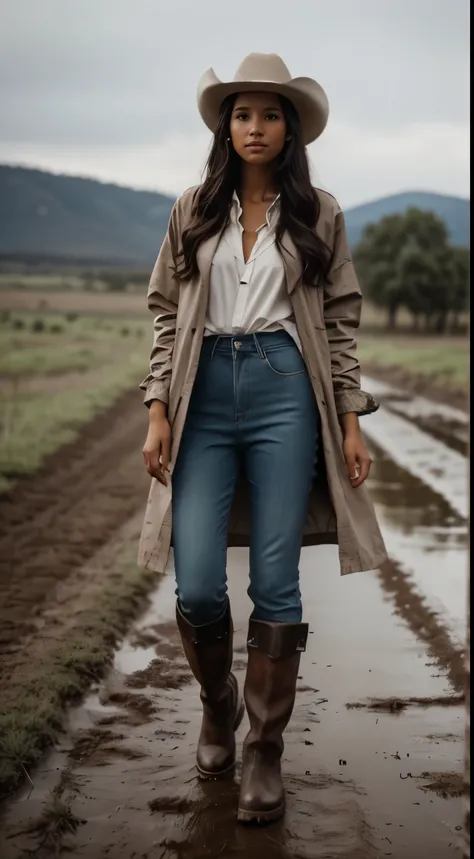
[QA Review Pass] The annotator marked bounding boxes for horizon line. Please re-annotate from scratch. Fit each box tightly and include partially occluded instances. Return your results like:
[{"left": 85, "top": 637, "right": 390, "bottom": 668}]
[{"left": 0, "top": 161, "right": 470, "bottom": 209}]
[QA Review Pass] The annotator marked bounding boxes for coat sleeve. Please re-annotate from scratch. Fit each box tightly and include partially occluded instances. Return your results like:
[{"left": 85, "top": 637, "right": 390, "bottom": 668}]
[
  {"left": 323, "top": 209, "right": 379, "bottom": 417},
  {"left": 139, "top": 201, "right": 180, "bottom": 407}
]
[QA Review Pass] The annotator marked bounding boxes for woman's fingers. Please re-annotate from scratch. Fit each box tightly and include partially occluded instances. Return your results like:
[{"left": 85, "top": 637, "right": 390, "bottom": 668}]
[
  {"left": 143, "top": 445, "right": 164, "bottom": 482},
  {"left": 350, "top": 455, "right": 372, "bottom": 488},
  {"left": 143, "top": 418, "right": 172, "bottom": 486},
  {"left": 345, "top": 447, "right": 357, "bottom": 481},
  {"left": 160, "top": 435, "right": 171, "bottom": 476}
]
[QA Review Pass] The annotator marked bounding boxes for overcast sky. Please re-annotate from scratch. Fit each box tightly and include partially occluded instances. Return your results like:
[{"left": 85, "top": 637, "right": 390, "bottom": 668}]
[{"left": 0, "top": 0, "right": 469, "bottom": 208}]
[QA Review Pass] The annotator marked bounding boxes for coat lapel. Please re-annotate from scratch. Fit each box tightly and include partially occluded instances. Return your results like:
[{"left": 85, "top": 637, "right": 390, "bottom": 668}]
[
  {"left": 196, "top": 229, "right": 225, "bottom": 298},
  {"left": 279, "top": 232, "right": 303, "bottom": 294}
]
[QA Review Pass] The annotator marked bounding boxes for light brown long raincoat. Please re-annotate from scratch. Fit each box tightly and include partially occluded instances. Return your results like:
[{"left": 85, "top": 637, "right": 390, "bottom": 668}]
[{"left": 138, "top": 186, "right": 388, "bottom": 575}]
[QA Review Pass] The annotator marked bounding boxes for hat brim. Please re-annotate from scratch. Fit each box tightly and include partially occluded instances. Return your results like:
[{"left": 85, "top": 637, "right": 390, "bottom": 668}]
[{"left": 197, "top": 69, "right": 329, "bottom": 145}]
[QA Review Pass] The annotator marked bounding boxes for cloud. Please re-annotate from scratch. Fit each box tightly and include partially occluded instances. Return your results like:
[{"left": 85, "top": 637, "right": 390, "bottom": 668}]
[
  {"left": 310, "top": 119, "right": 470, "bottom": 206},
  {"left": 1, "top": 118, "right": 468, "bottom": 209},
  {"left": 0, "top": 0, "right": 469, "bottom": 205}
]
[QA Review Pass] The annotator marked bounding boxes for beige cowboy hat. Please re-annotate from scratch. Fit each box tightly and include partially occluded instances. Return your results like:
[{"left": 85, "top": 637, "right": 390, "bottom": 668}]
[{"left": 197, "top": 53, "right": 329, "bottom": 146}]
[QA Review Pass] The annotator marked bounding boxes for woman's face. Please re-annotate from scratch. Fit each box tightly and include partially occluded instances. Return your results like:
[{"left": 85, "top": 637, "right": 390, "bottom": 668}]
[{"left": 229, "top": 91, "right": 287, "bottom": 165}]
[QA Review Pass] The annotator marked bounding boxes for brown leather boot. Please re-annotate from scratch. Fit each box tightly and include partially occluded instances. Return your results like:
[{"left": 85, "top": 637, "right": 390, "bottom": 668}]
[
  {"left": 237, "top": 619, "right": 309, "bottom": 823},
  {"left": 176, "top": 600, "right": 245, "bottom": 778}
]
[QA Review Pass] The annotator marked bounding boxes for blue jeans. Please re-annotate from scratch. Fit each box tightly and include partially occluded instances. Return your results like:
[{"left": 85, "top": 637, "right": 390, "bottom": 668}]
[{"left": 172, "top": 331, "right": 319, "bottom": 625}]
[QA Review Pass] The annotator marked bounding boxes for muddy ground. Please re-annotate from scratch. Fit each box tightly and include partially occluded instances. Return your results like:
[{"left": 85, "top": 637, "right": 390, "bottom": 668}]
[
  {"left": 0, "top": 378, "right": 468, "bottom": 859},
  {"left": 362, "top": 363, "right": 468, "bottom": 415},
  {"left": 0, "top": 388, "right": 149, "bottom": 673}
]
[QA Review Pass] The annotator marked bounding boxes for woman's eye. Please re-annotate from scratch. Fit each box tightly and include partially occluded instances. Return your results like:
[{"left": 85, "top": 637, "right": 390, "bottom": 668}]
[
  {"left": 236, "top": 113, "right": 249, "bottom": 121},
  {"left": 266, "top": 113, "right": 280, "bottom": 120}
]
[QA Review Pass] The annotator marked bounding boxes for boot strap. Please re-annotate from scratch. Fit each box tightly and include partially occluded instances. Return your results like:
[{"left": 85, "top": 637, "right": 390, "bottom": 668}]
[{"left": 247, "top": 621, "right": 309, "bottom": 661}]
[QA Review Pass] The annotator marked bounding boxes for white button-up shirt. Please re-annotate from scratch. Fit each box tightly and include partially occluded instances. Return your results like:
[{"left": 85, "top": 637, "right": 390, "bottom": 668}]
[{"left": 204, "top": 192, "right": 301, "bottom": 349}]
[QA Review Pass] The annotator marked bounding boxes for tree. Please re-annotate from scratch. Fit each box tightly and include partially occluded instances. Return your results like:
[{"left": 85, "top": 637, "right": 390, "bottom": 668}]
[
  {"left": 447, "top": 246, "right": 470, "bottom": 332},
  {"left": 395, "top": 244, "right": 440, "bottom": 331},
  {"left": 354, "top": 207, "right": 456, "bottom": 331},
  {"left": 354, "top": 215, "right": 409, "bottom": 329}
]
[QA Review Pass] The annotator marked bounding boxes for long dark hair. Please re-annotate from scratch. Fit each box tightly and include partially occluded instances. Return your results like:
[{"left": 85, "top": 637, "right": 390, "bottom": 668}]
[{"left": 177, "top": 93, "right": 333, "bottom": 286}]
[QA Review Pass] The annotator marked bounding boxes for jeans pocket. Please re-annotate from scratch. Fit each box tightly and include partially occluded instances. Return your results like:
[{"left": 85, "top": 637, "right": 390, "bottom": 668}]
[{"left": 263, "top": 345, "right": 306, "bottom": 377}]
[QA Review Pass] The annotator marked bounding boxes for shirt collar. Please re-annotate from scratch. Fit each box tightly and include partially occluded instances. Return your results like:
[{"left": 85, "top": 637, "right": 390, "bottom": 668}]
[{"left": 231, "top": 191, "right": 280, "bottom": 229}]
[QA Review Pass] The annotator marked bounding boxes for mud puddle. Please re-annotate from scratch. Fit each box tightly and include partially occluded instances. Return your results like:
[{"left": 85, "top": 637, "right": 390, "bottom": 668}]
[
  {"left": 2, "top": 545, "right": 465, "bottom": 859},
  {"left": 361, "top": 369, "right": 468, "bottom": 419},
  {"left": 366, "top": 438, "right": 467, "bottom": 651},
  {"left": 1, "top": 385, "right": 467, "bottom": 858},
  {"left": 362, "top": 375, "right": 468, "bottom": 455},
  {"left": 360, "top": 406, "right": 467, "bottom": 520}
]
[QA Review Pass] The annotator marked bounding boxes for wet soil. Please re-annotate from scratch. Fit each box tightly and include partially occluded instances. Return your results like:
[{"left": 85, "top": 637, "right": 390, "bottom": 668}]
[
  {"left": 0, "top": 383, "right": 468, "bottom": 858},
  {"left": 362, "top": 416, "right": 468, "bottom": 651},
  {"left": 363, "top": 374, "right": 469, "bottom": 456},
  {"left": 417, "top": 772, "right": 464, "bottom": 799},
  {"left": 363, "top": 363, "right": 468, "bottom": 414},
  {"left": 0, "top": 388, "right": 149, "bottom": 679},
  {"left": 1, "top": 548, "right": 466, "bottom": 859}
]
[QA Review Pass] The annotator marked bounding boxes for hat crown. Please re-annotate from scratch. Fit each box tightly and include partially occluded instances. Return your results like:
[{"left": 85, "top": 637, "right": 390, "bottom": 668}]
[{"left": 233, "top": 53, "right": 292, "bottom": 85}]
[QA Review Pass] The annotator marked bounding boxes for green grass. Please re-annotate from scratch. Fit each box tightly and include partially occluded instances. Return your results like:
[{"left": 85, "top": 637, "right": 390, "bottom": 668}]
[
  {"left": 358, "top": 334, "right": 469, "bottom": 392},
  {"left": 0, "top": 273, "right": 85, "bottom": 290},
  {"left": 0, "top": 313, "right": 149, "bottom": 491},
  {"left": 0, "top": 313, "right": 146, "bottom": 376},
  {"left": 0, "top": 544, "right": 157, "bottom": 799}
]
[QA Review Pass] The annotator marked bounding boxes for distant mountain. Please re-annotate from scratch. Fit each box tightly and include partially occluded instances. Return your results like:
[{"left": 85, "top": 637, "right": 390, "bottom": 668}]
[
  {"left": 0, "top": 165, "right": 175, "bottom": 266},
  {"left": 343, "top": 190, "right": 470, "bottom": 248},
  {"left": 0, "top": 166, "right": 469, "bottom": 266}
]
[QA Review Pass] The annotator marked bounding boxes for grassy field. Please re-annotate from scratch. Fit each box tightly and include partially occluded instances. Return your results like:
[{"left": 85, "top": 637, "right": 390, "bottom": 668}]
[
  {"left": 0, "top": 286, "right": 468, "bottom": 491},
  {"left": 0, "top": 538, "right": 156, "bottom": 796},
  {"left": 358, "top": 333, "right": 469, "bottom": 395},
  {"left": 0, "top": 308, "right": 150, "bottom": 492}
]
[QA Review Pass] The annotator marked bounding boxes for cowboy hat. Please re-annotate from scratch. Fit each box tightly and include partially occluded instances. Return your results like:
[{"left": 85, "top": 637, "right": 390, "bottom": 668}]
[{"left": 197, "top": 53, "right": 329, "bottom": 146}]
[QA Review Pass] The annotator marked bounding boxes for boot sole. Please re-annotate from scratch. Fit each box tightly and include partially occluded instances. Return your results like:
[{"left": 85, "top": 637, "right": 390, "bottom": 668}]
[
  {"left": 237, "top": 801, "right": 285, "bottom": 824},
  {"left": 196, "top": 694, "right": 246, "bottom": 779}
]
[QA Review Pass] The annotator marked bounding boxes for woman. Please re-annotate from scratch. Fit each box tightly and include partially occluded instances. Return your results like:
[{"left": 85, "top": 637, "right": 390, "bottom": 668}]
[{"left": 139, "top": 53, "right": 387, "bottom": 824}]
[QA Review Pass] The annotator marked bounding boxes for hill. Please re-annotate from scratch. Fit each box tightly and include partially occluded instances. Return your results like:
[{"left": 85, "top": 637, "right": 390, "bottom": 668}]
[
  {"left": 0, "top": 166, "right": 469, "bottom": 266},
  {"left": 343, "top": 190, "right": 470, "bottom": 248},
  {"left": 0, "top": 166, "right": 175, "bottom": 266}
]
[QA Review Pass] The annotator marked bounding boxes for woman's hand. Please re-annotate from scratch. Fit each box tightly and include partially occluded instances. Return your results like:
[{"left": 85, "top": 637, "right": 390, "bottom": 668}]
[
  {"left": 340, "top": 412, "right": 372, "bottom": 489},
  {"left": 143, "top": 400, "right": 171, "bottom": 486}
]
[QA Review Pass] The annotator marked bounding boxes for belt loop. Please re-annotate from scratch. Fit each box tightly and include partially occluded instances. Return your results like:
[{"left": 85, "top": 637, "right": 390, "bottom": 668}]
[
  {"left": 210, "top": 335, "right": 221, "bottom": 359},
  {"left": 253, "top": 333, "right": 265, "bottom": 359}
]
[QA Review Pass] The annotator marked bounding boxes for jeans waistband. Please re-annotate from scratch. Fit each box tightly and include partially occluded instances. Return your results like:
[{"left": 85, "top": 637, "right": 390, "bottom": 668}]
[{"left": 202, "top": 331, "right": 296, "bottom": 358}]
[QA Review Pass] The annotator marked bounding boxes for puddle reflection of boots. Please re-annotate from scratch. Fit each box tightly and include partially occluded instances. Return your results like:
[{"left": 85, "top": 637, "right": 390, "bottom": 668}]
[
  {"left": 237, "top": 619, "right": 308, "bottom": 824},
  {"left": 176, "top": 599, "right": 245, "bottom": 778}
]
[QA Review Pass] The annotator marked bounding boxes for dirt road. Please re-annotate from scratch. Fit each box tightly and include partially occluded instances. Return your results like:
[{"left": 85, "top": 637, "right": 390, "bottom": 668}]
[
  {"left": 0, "top": 388, "right": 149, "bottom": 677},
  {"left": 0, "top": 379, "right": 468, "bottom": 858}
]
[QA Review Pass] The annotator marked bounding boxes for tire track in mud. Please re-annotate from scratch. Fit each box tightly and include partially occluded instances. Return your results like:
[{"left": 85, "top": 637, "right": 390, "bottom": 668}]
[
  {"left": 377, "top": 559, "right": 466, "bottom": 694},
  {"left": 0, "top": 389, "right": 149, "bottom": 674},
  {"left": 365, "top": 436, "right": 467, "bottom": 695}
]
